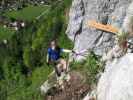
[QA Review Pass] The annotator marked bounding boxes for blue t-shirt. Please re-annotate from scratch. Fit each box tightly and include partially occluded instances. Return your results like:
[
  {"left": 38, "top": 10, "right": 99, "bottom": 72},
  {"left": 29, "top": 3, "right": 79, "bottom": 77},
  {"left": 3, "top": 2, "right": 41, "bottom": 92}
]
[{"left": 48, "top": 47, "right": 63, "bottom": 61}]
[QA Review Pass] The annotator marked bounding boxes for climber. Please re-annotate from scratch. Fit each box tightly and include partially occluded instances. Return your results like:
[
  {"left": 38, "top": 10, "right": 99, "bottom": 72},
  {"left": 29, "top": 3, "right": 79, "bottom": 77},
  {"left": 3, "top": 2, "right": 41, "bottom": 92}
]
[{"left": 46, "top": 39, "right": 74, "bottom": 82}]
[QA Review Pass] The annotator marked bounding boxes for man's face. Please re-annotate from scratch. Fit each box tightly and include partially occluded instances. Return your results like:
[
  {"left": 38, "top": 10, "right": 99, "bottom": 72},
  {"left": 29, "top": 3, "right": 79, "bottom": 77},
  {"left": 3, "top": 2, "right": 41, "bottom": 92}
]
[{"left": 51, "top": 41, "right": 56, "bottom": 49}]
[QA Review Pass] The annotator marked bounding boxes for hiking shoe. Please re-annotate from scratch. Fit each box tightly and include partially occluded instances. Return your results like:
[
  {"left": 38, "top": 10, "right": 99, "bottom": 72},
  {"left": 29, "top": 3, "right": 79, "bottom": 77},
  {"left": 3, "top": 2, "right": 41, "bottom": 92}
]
[
  {"left": 57, "top": 76, "right": 63, "bottom": 85},
  {"left": 64, "top": 74, "right": 71, "bottom": 82}
]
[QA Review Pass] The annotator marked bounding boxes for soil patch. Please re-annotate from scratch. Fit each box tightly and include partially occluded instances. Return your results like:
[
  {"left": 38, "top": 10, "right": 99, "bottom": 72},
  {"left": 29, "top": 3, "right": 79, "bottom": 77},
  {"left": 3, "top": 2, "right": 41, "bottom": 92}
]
[{"left": 45, "top": 71, "right": 90, "bottom": 100}]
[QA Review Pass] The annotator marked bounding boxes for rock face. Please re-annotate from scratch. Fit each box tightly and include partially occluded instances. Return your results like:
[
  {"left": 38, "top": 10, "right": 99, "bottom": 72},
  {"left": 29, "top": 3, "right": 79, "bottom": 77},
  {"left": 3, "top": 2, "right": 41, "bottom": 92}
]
[
  {"left": 67, "top": 1, "right": 133, "bottom": 100},
  {"left": 66, "top": 0, "right": 132, "bottom": 60},
  {"left": 97, "top": 53, "right": 133, "bottom": 100},
  {"left": 122, "top": 2, "right": 133, "bottom": 34}
]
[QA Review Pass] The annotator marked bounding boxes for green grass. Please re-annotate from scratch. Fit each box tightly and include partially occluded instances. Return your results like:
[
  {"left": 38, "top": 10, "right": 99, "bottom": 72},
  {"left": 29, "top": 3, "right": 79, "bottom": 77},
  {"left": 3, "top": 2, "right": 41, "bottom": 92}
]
[
  {"left": 4, "top": 5, "right": 49, "bottom": 21},
  {"left": 0, "top": 25, "right": 15, "bottom": 41},
  {"left": 71, "top": 53, "right": 103, "bottom": 85}
]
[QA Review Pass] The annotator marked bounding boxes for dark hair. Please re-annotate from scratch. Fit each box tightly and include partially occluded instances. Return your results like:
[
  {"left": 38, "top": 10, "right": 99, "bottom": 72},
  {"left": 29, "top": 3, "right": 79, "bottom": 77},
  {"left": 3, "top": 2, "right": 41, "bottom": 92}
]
[
  {"left": 50, "top": 39, "right": 60, "bottom": 52},
  {"left": 51, "top": 39, "right": 57, "bottom": 44}
]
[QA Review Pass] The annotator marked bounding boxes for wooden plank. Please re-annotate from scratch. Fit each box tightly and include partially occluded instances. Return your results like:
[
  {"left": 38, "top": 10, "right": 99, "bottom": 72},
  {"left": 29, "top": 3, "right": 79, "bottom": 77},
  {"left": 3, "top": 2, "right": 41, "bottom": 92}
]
[{"left": 88, "top": 20, "right": 119, "bottom": 34}]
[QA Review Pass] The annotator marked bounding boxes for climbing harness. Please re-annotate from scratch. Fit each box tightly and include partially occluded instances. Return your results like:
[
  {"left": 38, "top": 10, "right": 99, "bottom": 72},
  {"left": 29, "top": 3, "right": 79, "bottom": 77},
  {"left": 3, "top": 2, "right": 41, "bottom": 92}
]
[{"left": 72, "top": 49, "right": 91, "bottom": 57}]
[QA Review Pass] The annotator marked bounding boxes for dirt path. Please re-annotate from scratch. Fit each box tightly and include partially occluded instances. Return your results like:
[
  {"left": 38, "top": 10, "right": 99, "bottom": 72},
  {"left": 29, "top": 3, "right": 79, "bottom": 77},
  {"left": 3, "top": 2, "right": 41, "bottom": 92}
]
[{"left": 45, "top": 71, "right": 90, "bottom": 100}]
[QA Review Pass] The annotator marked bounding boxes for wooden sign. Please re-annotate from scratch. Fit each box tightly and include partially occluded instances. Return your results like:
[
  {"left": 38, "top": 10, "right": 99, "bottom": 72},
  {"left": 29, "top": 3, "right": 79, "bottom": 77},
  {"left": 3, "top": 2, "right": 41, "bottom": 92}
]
[{"left": 88, "top": 20, "right": 119, "bottom": 34}]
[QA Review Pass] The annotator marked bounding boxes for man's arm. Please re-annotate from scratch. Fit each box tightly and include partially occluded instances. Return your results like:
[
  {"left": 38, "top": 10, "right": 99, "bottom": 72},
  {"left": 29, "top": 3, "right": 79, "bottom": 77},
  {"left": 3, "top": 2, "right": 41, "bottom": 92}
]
[
  {"left": 62, "top": 49, "right": 74, "bottom": 53},
  {"left": 46, "top": 54, "right": 49, "bottom": 64}
]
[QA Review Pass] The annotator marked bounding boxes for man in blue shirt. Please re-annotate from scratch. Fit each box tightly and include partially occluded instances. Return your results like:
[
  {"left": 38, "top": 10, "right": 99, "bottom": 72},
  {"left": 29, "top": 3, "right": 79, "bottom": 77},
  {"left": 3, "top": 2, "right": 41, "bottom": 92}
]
[{"left": 47, "top": 40, "right": 73, "bottom": 77}]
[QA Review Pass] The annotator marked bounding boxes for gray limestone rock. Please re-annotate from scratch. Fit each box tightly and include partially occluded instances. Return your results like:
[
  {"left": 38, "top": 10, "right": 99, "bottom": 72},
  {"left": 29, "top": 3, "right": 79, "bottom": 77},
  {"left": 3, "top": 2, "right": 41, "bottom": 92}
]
[
  {"left": 66, "top": 0, "right": 132, "bottom": 60},
  {"left": 97, "top": 53, "right": 133, "bottom": 100}
]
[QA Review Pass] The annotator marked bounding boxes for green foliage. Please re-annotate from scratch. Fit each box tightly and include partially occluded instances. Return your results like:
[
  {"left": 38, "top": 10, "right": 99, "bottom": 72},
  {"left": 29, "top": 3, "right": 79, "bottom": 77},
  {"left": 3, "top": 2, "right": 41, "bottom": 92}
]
[
  {"left": 84, "top": 53, "right": 103, "bottom": 84},
  {"left": 0, "top": 25, "right": 15, "bottom": 41},
  {"left": 7, "top": 66, "right": 52, "bottom": 100},
  {"left": 0, "top": 58, "right": 29, "bottom": 100},
  {"left": 0, "top": 81, "right": 7, "bottom": 100},
  {"left": 4, "top": 5, "right": 48, "bottom": 21},
  {"left": 23, "top": 46, "right": 32, "bottom": 68},
  {"left": 0, "top": 0, "right": 73, "bottom": 100},
  {"left": 71, "top": 52, "right": 103, "bottom": 85},
  {"left": 117, "top": 31, "right": 128, "bottom": 44}
]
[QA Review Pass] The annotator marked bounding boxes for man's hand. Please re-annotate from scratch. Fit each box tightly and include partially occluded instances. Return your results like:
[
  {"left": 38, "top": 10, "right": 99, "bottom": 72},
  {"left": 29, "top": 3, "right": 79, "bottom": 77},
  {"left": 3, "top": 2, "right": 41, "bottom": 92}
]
[
  {"left": 46, "top": 54, "right": 50, "bottom": 66},
  {"left": 72, "top": 50, "right": 76, "bottom": 54}
]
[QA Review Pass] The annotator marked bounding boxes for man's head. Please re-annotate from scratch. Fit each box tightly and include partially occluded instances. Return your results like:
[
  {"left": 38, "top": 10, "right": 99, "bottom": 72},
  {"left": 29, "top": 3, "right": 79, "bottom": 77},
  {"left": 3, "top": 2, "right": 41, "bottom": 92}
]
[{"left": 50, "top": 39, "right": 57, "bottom": 50}]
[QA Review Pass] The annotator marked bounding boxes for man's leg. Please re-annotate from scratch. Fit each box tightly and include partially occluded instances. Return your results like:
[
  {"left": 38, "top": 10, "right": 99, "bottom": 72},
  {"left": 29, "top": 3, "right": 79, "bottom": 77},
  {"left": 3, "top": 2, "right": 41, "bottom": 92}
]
[
  {"left": 55, "top": 63, "right": 62, "bottom": 77},
  {"left": 60, "top": 59, "right": 71, "bottom": 82},
  {"left": 56, "top": 63, "right": 64, "bottom": 87},
  {"left": 60, "top": 59, "right": 67, "bottom": 72}
]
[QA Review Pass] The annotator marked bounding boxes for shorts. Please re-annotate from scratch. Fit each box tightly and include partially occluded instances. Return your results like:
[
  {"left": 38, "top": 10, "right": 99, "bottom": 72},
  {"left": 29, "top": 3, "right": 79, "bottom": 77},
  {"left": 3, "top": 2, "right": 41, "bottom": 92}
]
[
  {"left": 49, "top": 59, "right": 61, "bottom": 65},
  {"left": 49, "top": 59, "right": 62, "bottom": 77}
]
